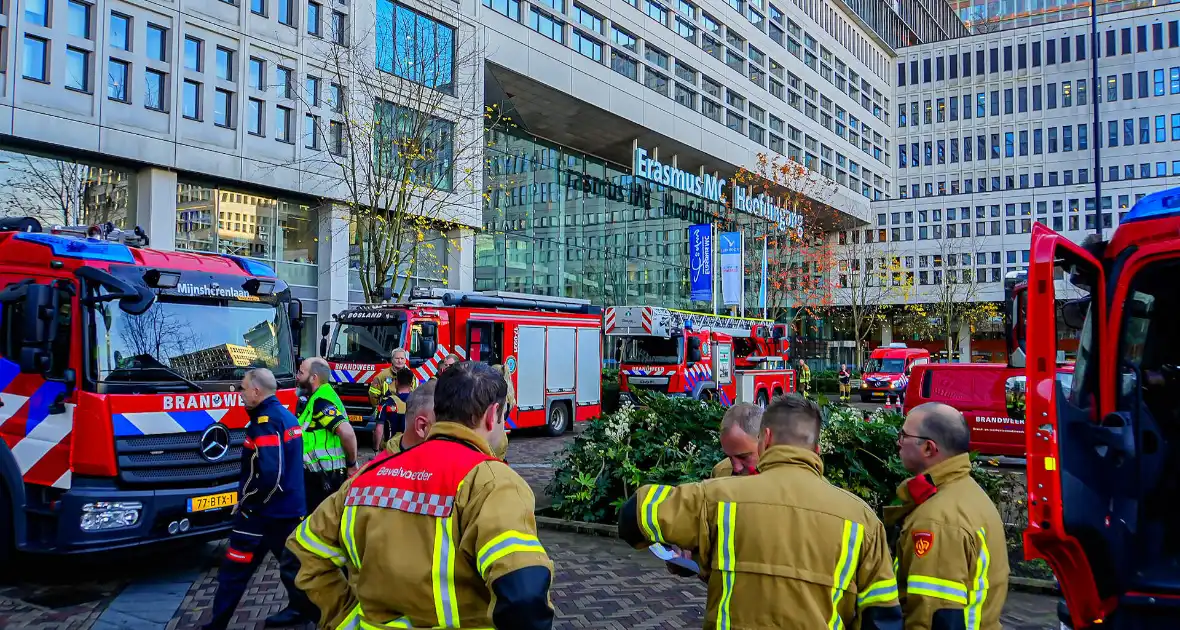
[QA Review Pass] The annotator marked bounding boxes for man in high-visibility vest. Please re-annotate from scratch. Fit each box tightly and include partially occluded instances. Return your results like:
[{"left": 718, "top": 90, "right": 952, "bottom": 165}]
[{"left": 265, "top": 357, "right": 358, "bottom": 627}]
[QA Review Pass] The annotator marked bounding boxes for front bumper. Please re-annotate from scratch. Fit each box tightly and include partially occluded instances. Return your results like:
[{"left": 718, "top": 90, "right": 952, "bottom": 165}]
[{"left": 20, "top": 477, "right": 238, "bottom": 554}]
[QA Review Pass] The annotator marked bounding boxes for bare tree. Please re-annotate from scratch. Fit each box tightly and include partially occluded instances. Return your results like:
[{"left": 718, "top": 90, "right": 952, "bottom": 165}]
[
  {"left": 964, "top": 2, "right": 1005, "bottom": 34},
  {"left": 899, "top": 229, "right": 998, "bottom": 360},
  {"left": 293, "top": 0, "right": 504, "bottom": 303},
  {"left": 828, "top": 227, "right": 909, "bottom": 368}
]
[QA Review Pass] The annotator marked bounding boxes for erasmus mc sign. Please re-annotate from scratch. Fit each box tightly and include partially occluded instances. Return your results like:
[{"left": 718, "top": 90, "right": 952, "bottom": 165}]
[{"left": 632, "top": 145, "right": 805, "bottom": 236}]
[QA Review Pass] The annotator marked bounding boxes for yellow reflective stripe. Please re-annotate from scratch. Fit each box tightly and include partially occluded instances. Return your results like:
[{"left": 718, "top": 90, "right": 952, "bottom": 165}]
[
  {"left": 359, "top": 618, "right": 412, "bottom": 629},
  {"left": 639, "top": 485, "right": 672, "bottom": 544},
  {"left": 431, "top": 516, "right": 460, "bottom": 628},
  {"left": 965, "top": 528, "right": 991, "bottom": 630},
  {"left": 857, "top": 578, "right": 900, "bottom": 608},
  {"left": 714, "top": 501, "right": 737, "bottom": 630},
  {"left": 341, "top": 505, "right": 362, "bottom": 569},
  {"left": 907, "top": 575, "right": 969, "bottom": 605},
  {"left": 827, "top": 520, "right": 865, "bottom": 630},
  {"left": 335, "top": 604, "right": 362, "bottom": 630},
  {"left": 476, "top": 530, "right": 546, "bottom": 578},
  {"left": 296, "top": 519, "right": 346, "bottom": 566}
]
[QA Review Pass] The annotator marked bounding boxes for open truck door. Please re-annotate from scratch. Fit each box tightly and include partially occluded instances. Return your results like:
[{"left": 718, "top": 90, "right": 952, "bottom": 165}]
[{"left": 1018, "top": 223, "right": 1121, "bottom": 628}]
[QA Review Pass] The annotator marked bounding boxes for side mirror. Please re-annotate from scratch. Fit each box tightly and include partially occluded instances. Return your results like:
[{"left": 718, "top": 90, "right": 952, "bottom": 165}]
[
  {"left": 17, "top": 283, "right": 58, "bottom": 374},
  {"left": 687, "top": 338, "right": 702, "bottom": 363},
  {"left": 321, "top": 322, "right": 331, "bottom": 337},
  {"left": 76, "top": 267, "right": 155, "bottom": 315},
  {"left": 319, "top": 338, "right": 328, "bottom": 357},
  {"left": 1061, "top": 298, "right": 1089, "bottom": 330},
  {"left": 289, "top": 298, "right": 304, "bottom": 324},
  {"left": 772, "top": 327, "right": 785, "bottom": 340},
  {"left": 1005, "top": 376, "right": 1026, "bottom": 420}
]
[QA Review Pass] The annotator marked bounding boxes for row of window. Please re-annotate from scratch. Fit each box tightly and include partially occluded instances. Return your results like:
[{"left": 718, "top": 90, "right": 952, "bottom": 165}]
[
  {"left": 898, "top": 20, "right": 1180, "bottom": 88},
  {"left": 897, "top": 159, "right": 1180, "bottom": 200},
  {"left": 898, "top": 67, "right": 1180, "bottom": 131}
]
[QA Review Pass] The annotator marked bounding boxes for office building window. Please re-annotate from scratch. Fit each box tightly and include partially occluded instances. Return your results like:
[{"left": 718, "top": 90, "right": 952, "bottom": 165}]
[
  {"left": 108, "top": 58, "right": 129, "bottom": 101},
  {"left": 182, "top": 79, "right": 201, "bottom": 119},
  {"left": 376, "top": 0, "right": 457, "bottom": 94},
  {"left": 22, "top": 36, "right": 48, "bottom": 81},
  {"left": 214, "top": 88, "right": 233, "bottom": 127},
  {"left": 65, "top": 47, "right": 89, "bottom": 92},
  {"left": 68, "top": 0, "right": 92, "bottom": 39},
  {"left": 110, "top": 13, "right": 131, "bottom": 50},
  {"left": 145, "top": 69, "right": 166, "bottom": 110}
]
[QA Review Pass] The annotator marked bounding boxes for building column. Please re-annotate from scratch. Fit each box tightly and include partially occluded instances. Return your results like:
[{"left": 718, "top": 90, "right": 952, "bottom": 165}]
[
  {"left": 317, "top": 203, "right": 350, "bottom": 322},
  {"left": 446, "top": 227, "right": 475, "bottom": 291},
  {"left": 881, "top": 321, "right": 893, "bottom": 346},
  {"left": 134, "top": 167, "right": 177, "bottom": 250},
  {"left": 958, "top": 322, "right": 972, "bottom": 363}
]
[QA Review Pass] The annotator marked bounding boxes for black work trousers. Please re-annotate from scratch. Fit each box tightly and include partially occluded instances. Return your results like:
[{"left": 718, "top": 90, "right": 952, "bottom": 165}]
[
  {"left": 204, "top": 512, "right": 317, "bottom": 630},
  {"left": 304, "top": 468, "right": 347, "bottom": 513}
]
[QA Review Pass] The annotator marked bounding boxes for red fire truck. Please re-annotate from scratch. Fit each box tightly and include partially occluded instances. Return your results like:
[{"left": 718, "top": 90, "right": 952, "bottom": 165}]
[
  {"left": 320, "top": 288, "right": 602, "bottom": 436},
  {"left": 605, "top": 306, "right": 795, "bottom": 407},
  {"left": 0, "top": 218, "right": 302, "bottom": 566},
  {"left": 1008, "top": 187, "right": 1180, "bottom": 628}
]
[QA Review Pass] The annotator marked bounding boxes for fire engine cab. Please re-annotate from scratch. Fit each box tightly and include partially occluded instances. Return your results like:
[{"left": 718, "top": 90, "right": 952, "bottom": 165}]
[
  {"left": 320, "top": 288, "right": 602, "bottom": 436},
  {"left": 0, "top": 218, "right": 302, "bottom": 566},
  {"left": 605, "top": 306, "right": 795, "bottom": 407},
  {"left": 860, "top": 344, "right": 930, "bottom": 403},
  {"left": 1008, "top": 187, "right": 1180, "bottom": 629}
]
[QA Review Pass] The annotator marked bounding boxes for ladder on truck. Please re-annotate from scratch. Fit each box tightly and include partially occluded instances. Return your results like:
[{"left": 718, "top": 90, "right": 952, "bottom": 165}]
[{"left": 604, "top": 306, "right": 771, "bottom": 338}]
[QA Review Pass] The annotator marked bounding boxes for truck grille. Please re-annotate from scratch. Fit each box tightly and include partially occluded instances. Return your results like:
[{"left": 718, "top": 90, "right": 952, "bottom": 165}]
[
  {"left": 116, "top": 430, "right": 245, "bottom": 487},
  {"left": 335, "top": 382, "right": 374, "bottom": 417}
]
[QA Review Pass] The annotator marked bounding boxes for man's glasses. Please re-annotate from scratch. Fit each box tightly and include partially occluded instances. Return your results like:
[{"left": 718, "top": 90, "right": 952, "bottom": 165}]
[{"left": 899, "top": 429, "right": 934, "bottom": 443}]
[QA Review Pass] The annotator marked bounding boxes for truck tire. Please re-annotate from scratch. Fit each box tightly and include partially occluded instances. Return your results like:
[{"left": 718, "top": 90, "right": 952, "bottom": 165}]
[
  {"left": 544, "top": 402, "right": 569, "bottom": 437},
  {"left": 0, "top": 483, "right": 13, "bottom": 579},
  {"left": 756, "top": 392, "right": 770, "bottom": 410}
]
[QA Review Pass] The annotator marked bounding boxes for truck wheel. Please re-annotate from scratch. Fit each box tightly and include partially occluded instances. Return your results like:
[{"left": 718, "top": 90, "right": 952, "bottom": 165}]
[
  {"left": 0, "top": 483, "right": 13, "bottom": 579},
  {"left": 544, "top": 402, "right": 569, "bottom": 437},
  {"left": 757, "top": 392, "right": 769, "bottom": 410},
  {"left": 860, "top": 392, "right": 872, "bottom": 403},
  {"left": 699, "top": 389, "right": 715, "bottom": 403}
]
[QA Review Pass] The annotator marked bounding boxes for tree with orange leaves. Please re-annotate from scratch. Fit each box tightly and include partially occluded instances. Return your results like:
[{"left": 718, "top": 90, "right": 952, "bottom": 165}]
[{"left": 726, "top": 153, "right": 839, "bottom": 328}]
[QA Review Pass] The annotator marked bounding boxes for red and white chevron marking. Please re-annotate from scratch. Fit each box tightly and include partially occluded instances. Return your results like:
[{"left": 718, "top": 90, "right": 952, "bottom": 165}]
[
  {"left": 411, "top": 345, "right": 468, "bottom": 382},
  {"left": 604, "top": 309, "right": 616, "bottom": 333},
  {"left": 0, "top": 391, "right": 75, "bottom": 490},
  {"left": 641, "top": 308, "right": 653, "bottom": 334}
]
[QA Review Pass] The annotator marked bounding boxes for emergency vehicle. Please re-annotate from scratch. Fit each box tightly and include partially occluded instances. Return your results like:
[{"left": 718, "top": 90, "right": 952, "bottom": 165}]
[
  {"left": 1008, "top": 187, "right": 1180, "bottom": 629},
  {"left": 858, "top": 343, "right": 930, "bottom": 402},
  {"left": 320, "top": 288, "right": 602, "bottom": 436},
  {"left": 605, "top": 306, "right": 795, "bottom": 407},
  {"left": 0, "top": 218, "right": 302, "bottom": 566}
]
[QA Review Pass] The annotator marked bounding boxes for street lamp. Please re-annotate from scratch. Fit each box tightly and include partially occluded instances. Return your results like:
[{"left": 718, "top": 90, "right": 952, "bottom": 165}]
[{"left": 1090, "top": 0, "right": 1102, "bottom": 237}]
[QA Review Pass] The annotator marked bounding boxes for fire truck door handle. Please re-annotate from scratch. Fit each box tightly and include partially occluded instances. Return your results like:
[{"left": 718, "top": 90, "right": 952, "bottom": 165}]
[{"left": 1092, "top": 412, "right": 1136, "bottom": 462}]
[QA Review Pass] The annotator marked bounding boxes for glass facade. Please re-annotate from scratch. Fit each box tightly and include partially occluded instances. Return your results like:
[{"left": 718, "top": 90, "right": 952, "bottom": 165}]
[
  {"left": 0, "top": 147, "right": 134, "bottom": 228},
  {"left": 174, "top": 182, "right": 318, "bottom": 288},
  {"left": 477, "top": 126, "right": 787, "bottom": 312}
]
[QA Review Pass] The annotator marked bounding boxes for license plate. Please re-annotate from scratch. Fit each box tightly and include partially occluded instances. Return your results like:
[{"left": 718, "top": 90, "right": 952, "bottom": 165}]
[
  {"left": 188, "top": 492, "right": 237, "bottom": 512},
  {"left": 349, "top": 414, "right": 363, "bottom": 424}
]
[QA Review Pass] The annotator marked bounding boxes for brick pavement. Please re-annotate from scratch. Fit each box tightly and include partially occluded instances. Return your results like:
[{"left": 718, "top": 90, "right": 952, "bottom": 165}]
[{"left": 167, "top": 529, "right": 1060, "bottom": 630}]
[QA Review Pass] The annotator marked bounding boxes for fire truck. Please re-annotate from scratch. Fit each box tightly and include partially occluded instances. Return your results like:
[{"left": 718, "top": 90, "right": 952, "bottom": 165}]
[
  {"left": 320, "top": 288, "right": 602, "bottom": 436},
  {"left": 1007, "top": 187, "right": 1180, "bottom": 629},
  {"left": 0, "top": 219, "right": 302, "bottom": 566},
  {"left": 605, "top": 306, "right": 795, "bottom": 407}
]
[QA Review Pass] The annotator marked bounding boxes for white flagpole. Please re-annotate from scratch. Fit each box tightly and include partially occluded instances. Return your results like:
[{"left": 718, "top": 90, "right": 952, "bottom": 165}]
[
  {"left": 761, "top": 235, "right": 768, "bottom": 319},
  {"left": 711, "top": 222, "right": 718, "bottom": 316},
  {"left": 739, "top": 232, "right": 746, "bottom": 318}
]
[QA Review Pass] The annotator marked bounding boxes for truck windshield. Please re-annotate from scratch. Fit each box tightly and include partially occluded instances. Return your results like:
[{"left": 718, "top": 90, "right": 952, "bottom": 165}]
[
  {"left": 93, "top": 296, "right": 294, "bottom": 383},
  {"left": 866, "top": 358, "right": 906, "bottom": 373},
  {"left": 622, "top": 337, "right": 682, "bottom": 365},
  {"left": 327, "top": 322, "right": 404, "bottom": 364}
]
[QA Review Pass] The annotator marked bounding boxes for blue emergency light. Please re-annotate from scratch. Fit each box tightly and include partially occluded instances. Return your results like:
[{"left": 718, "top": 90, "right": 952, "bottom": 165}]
[
  {"left": 12, "top": 231, "right": 135, "bottom": 263},
  {"left": 1122, "top": 187, "right": 1180, "bottom": 224},
  {"left": 219, "top": 254, "right": 277, "bottom": 278}
]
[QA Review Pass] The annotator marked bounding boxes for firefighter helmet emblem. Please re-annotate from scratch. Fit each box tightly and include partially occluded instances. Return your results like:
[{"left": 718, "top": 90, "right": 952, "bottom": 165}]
[{"left": 913, "top": 530, "right": 934, "bottom": 558}]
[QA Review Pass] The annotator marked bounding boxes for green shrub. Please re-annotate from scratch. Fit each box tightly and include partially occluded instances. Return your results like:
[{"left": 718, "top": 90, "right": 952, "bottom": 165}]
[{"left": 549, "top": 394, "right": 1010, "bottom": 524}]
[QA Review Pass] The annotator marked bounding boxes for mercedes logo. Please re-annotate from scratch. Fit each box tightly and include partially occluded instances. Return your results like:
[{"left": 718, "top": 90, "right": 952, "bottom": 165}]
[{"left": 199, "top": 424, "right": 231, "bottom": 462}]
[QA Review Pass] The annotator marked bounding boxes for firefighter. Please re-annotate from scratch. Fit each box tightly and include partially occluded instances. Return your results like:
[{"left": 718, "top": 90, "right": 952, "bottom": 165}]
[
  {"left": 383, "top": 379, "right": 437, "bottom": 455},
  {"left": 375, "top": 368, "right": 414, "bottom": 451},
  {"left": 202, "top": 369, "right": 308, "bottom": 630},
  {"left": 839, "top": 363, "right": 853, "bottom": 402},
  {"left": 287, "top": 361, "right": 554, "bottom": 630},
  {"left": 618, "top": 395, "right": 903, "bottom": 629},
  {"left": 797, "top": 358, "right": 812, "bottom": 397},
  {"left": 439, "top": 353, "right": 459, "bottom": 374},
  {"left": 887, "top": 402, "right": 1009, "bottom": 630},
  {"left": 668, "top": 402, "right": 763, "bottom": 578},
  {"left": 369, "top": 348, "right": 414, "bottom": 451},
  {"left": 265, "top": 358, "right": 358, "bottom": 627}
]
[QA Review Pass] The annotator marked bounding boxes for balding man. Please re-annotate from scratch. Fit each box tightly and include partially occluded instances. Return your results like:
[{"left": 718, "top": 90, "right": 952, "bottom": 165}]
[
  {"left": 713, "top": 402, "right": 763, "bottom": 477},
  {"left": 886, "top": 402, "right": 1009, "bottom": 630},
  {"left": 619, "top": 395, "right": 903, "bottom": 629},
  {"left": 384, "top": 379, "right": 437, "bottom": 454},
  {"left": 203, "top": 369, "right": 307, "bottom": 630}
]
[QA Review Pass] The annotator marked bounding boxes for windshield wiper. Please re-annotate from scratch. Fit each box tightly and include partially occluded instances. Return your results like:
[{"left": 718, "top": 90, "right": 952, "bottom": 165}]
[{"left": 106, "top": 366, "right": 204, "bottom": 391}]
